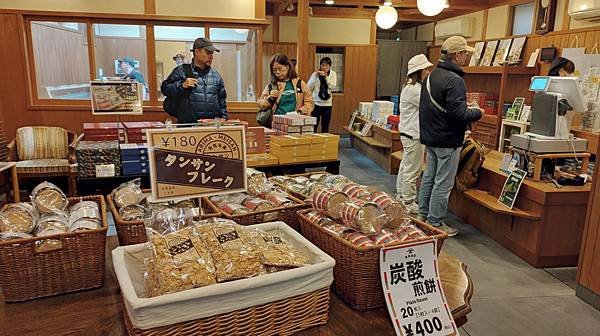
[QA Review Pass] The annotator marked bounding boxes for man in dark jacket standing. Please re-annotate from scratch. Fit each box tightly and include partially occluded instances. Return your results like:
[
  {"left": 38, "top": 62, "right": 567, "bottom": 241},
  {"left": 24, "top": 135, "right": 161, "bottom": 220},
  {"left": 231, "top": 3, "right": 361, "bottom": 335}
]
[
  {"left": 418, "top": 36, "right": 483, "bottom": 236},
  {"left": 161, "top": 37, "right": 227, "bottom": 123}
]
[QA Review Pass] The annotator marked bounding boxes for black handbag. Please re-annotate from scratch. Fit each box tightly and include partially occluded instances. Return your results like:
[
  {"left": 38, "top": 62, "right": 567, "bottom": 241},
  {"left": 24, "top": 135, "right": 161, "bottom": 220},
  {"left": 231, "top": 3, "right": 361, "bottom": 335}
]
[{"left": 257, "top": 83, "right": 278, "bottom": 127}]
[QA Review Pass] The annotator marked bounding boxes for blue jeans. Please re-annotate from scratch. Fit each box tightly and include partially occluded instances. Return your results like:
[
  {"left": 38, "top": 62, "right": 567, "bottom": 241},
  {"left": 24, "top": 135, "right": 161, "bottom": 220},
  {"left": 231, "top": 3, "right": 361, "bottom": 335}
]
[{"left": 418, "top": 146, "right": 461, "bottom": 226}]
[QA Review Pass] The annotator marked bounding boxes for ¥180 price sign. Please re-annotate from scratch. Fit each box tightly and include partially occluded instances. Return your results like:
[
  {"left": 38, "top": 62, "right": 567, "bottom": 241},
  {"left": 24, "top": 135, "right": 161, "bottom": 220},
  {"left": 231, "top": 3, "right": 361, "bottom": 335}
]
[{"left": 380, "top": 239, "right": 458, "bottom": 336}]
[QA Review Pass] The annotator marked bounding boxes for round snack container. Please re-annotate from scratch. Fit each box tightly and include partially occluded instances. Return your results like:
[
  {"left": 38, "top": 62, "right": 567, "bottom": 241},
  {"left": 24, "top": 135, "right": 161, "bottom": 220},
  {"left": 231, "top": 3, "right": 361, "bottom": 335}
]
[
  {"left": 340, "top": 199, "right": 382, "bottom": 235},
  {"left": 264, "top": 191, "right": 294, "bottom": 207},
  {"left": 242, "top": 197, "right": 274, "bottom": 212},
  {"left": 118, "top": 204, "right": 146, "bottom": 221},
  {"left": 313, "top": 188, "right": 349, "bottom": 220},
  {"left": 305, "top": 210, "right": 334, "bottom": 226},
  {"left": 321, "top": 175, "right": 350, "bottom": 190},
  {"left": 31, "top": 182, "right": 68, "bottom": 215},
  {"left": 368, "top": 191, "right": 407, "bottom": 221},
  {"left": 341, "top": 183, "right": 371, "bottom": 200},
  {"left": 221, "top": 203, "right": 250, "bottom": 216},
  {"left": 342, "top": 231, "right": 376, "bottom": 248},
  {"left": 396, "top": 223, "right": 427, "bottom": 242},
  {"left": 0, "top": 202, "right": 39, "bottom": 233},
  {"left": 370, "top": 231, "right": 402, "bottom": 246},
  {"left": 322, "top": 222, "right": 354, "bottom": 236}
]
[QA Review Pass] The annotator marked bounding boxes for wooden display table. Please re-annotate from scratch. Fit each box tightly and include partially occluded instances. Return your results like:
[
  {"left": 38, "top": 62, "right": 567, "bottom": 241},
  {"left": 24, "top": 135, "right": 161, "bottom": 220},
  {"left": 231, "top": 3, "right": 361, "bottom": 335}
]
[
  {"left": 449, "top": 150, "right": 591, "bottom": 268},
  {"left": 344, "top": 116, "right": 402, "bottom": 174},
  {"left": 509, "top": 146, "right": 590, "bottom": 181},
  {"left": 0, "top": 237, "right": 473, "bottom": 335},
  {"left": 0, "top": 162, "right": 19, "bottom": 202}
]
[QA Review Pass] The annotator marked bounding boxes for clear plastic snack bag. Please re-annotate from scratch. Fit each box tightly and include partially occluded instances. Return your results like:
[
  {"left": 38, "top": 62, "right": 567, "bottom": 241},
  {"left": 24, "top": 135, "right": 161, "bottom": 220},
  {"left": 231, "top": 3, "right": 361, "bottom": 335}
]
[
  {"left": 30, "top": 181, "right": 68, "bottom": 215},
  {"left": 254, "top": 230, "right": 311, "bottom": 268},
  {"left": 68, "top": 200, "right": 102, "bottom": 232},
  {"left": 0, "top": 202, "right": 39, "bottom": 234},
  {"left": 111, "top": 178, "right": 143, "bottom": 208},
  {"left": 247, "top": 168, "right": 270, "bottom": 196},
  {"left": 118, "top": 204, "right": 146, "bottom": 221},
  {"left": 35, "top": 213, "right": 69, "bottom": 252}
]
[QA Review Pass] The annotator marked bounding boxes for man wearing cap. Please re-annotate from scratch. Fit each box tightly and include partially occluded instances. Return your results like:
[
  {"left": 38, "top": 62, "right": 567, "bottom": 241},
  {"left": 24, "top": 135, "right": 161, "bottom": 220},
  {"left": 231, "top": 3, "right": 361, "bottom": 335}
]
[
  {"left": 161, "top": 37, "right": 227, "bottom": 123},
  {"left": 418, "top": 36, "right": 483, "bottom": 236},
  {"left": 173, "top": 53, "right": 187, "bottom": 66},
  {"left": 119, "top": 57, "right": 146, "bottom": 85}
]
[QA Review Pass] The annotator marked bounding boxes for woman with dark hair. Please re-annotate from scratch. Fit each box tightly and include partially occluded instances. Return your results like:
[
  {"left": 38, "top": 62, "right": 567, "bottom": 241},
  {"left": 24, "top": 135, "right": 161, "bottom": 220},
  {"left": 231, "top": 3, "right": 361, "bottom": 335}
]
[
  {"left": 548, "top": 57, "right": 575, "bottom": 76},
  {"left": 258, "top": 54, "right": 314, "bottom": 119},
  {"left": 308, "top": 57, "right": 337, "bottom": 133},
  {"left": 395, "top": 54, "right": 433, "bottom": 214}
]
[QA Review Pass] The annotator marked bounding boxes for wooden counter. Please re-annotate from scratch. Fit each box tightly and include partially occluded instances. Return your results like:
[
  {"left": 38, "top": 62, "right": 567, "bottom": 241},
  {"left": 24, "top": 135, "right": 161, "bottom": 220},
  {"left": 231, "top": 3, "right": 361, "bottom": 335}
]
[
  {"left": 0, "top": 236, "right": 473, "bottom": 335},
  {"left": 449, "top": 150, "right": 591, "bottom": 268},
  {"left": 345, "top": 116, "right": 402, "bottom": 174}
]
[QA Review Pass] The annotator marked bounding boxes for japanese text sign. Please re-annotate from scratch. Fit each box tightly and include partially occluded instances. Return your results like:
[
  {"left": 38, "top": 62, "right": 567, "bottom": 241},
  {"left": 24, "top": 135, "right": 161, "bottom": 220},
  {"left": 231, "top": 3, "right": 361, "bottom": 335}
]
[
  {"left": 147, "top": 126, "right": 247, "bottom": 202},
  {"left": 380, "top": 240, "right": 458, "bottom": 336},
  {"left": 245, "top": 127, "right": 266, "bottom": 154}
]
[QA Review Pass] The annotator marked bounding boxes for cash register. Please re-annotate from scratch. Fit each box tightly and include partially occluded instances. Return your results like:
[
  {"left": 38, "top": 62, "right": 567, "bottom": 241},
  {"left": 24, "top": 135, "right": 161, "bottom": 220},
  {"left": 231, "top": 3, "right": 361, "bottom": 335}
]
[{"left": 511, "top": 76, "right": 588, "bottom": 153}]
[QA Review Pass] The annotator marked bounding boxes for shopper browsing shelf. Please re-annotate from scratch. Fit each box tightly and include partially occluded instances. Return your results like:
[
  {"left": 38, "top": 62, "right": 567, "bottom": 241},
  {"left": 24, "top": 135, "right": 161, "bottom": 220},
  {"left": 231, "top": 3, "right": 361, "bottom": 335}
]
[
  {"left": 119, "top": 56, "right": 147, "bottom": 99},
  {"left": 160, "top": 37, "right": 227, "bottom": 123},
  {"left": 258, "top": 54, "right": 314, "bottom": 122},
  {"left": 418, "top": 36, "right": 483, "bottom": 237},
  {"left": 308, "top": 57, "right": 337, "bottom": 133},
  {"left": 395, "top": 54, "right": 433, "bottom": 215}
]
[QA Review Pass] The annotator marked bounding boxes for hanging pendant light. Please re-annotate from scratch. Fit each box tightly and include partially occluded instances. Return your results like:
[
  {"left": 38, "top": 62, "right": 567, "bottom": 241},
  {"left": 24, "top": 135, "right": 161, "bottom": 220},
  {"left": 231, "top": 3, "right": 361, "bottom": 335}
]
[
  {"left": 417, "top": 0, "right": 446, "bottom": 17},
  {"left": 375, "top": 4, "right": 398, "bottom": 30}
]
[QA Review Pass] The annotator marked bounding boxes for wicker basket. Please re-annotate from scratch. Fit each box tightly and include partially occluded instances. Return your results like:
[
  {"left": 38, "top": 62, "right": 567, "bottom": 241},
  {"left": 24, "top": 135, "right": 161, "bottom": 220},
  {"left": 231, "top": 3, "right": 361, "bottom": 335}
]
[
  {"left": 207, "top": 194, "right": 308, "bottom": 230},
  {"left": 0, "top": 195, "right": 108, "bottom": 302},
  {"left": 107, "top": 193, "right": 221, "bottom": 246},
  {"left": 297, "top": 208, "right": 447, "bottom": 311},
  {"left": 269, "top": 172, "right": 331, "bottom": 201},
  {"left": 123, "top": 287, "right": 330, "bottom": 336}
]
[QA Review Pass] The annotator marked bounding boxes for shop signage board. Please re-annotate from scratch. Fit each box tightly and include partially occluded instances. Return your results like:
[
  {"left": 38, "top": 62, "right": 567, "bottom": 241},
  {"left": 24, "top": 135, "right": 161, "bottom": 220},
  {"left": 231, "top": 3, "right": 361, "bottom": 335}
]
[
  {"left": 245, "top": 127, "right": 266, "bottom": 154},
  {"left": 90, "top": 80, "right": 143, "bottom": 115},
  {"left": 498, "top": 168, "right": 527, "bottom": 209},
  {"left": 147, "top": 126, "right": 247, "bottom": 202},
  {"left": 380, "top": 240, "right": 458, "bottom": 336}
]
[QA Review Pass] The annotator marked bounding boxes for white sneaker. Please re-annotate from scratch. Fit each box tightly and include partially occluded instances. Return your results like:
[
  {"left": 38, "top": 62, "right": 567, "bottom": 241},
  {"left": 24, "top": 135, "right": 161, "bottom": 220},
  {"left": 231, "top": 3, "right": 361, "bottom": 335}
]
[
  {"left": 404, "top": 201, "right": 419, "bottom": 214},
  {"left": 432, "top": 222, "right": 459, "bottom": 237}
]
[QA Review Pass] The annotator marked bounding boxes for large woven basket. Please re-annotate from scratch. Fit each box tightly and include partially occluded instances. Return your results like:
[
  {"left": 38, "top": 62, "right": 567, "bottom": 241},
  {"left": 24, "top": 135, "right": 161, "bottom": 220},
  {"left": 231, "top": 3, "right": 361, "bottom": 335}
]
[
  {"left": 0, "top": 195, "right": 108, "bottom": 302},
  {"left": 123, "top": 287, "right": 330, "bottom": 336},
  {"left": 107, "top": 193, "right": 221, "bottom": 246},
  {"left": 297, "top": 208, "right": 447, "bottom": 311},
  {"left": 207, "top": 194, "right": 308, "bottom": 230},
  {"left": 269, "top": 171, "right": 331, "bottom": 201}
]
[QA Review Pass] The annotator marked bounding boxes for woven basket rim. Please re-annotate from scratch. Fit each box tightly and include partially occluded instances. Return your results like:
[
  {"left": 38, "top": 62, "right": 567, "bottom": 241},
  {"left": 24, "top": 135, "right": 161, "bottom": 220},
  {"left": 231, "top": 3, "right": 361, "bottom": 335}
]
[
  {"left": 208, "top": 192, "right": 306, "bottom": 220},
  {"left": 0, "top": 195, "right": 108, "bottom": 247},
  {"left": 297, "top": 208, "right": 447, "bottom": 253}
]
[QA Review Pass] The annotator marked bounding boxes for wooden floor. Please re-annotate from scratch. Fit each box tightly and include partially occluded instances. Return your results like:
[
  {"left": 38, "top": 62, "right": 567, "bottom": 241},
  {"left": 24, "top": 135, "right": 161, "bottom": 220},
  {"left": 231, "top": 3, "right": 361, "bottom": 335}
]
[{"left": 0, "top": 236, "right": 472, "bottom": 335}]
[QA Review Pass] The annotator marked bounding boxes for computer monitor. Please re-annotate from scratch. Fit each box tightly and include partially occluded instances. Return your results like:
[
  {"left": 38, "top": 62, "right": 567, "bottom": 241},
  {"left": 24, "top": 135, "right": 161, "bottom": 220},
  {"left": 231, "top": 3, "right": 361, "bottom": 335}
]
[
  {"left": 529, "top": 76, "right": 550, "bottom": 91},
  {"left": 529, "top": 76, "right": 586, "bottom": 112}
]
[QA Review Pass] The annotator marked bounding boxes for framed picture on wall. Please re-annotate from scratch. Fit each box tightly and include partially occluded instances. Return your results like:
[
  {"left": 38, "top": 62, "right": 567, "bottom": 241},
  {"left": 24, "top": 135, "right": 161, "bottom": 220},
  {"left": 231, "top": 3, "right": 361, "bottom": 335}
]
[
  {"left": 480, "top": 40, "right": 499, "bottom": 67},
  {"left": 507, "top": 37, "right": 527, "bottom": 64},
  {"left": 469, "top": 42, "right": 486, "bottom": 67},
  {"left": 493, "top": 39, "right": 513, "bottom": 66}
]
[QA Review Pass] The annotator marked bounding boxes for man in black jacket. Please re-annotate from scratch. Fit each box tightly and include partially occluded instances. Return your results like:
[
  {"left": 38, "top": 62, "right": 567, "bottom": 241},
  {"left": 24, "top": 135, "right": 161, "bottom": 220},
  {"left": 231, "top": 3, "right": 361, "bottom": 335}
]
[{"left": 418, "top": 36, "right": 483, "bottom": 236}]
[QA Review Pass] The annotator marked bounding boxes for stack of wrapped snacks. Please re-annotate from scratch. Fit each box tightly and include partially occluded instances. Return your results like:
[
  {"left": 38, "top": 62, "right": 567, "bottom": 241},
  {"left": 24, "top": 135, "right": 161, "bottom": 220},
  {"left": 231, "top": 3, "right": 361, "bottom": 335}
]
[{"left": 76, "top": 140, "right": 121, "bottom": 178}]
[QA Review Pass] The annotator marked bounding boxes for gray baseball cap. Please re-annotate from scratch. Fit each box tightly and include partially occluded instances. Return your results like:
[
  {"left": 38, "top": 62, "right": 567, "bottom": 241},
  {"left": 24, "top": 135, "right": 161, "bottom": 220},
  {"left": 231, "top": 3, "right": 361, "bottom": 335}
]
[{"left": 190, "top": 37, "right": 220, "bottom": 52}]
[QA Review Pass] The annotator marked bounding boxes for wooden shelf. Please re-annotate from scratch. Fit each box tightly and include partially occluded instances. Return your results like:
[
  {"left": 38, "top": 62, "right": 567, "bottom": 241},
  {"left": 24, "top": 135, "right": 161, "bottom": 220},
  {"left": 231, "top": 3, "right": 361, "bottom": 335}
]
[
  {"left": 355, "top": 115, "right": 399, "bottom": 134},
  {"left": 464, "top": 66, "right": 538, "bottom": 75},
  {"left": 463, "top": 189, "right": 541, "bottom": 220},
  {"left": 343, "top": 126, "right": 391, "bottom": 149}
]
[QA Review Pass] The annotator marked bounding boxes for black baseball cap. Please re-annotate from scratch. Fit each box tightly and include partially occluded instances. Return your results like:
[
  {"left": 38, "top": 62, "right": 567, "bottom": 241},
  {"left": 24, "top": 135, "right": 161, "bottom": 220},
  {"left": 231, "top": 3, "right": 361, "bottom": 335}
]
[{"left": 190, "top": 37, "right": 220, "bottom": 52}]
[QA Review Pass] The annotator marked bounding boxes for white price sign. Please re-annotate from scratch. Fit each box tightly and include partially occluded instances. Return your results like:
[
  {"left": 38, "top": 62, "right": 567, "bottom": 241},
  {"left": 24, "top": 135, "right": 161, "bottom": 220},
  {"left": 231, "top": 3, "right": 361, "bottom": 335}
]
[
  {"left": 380, "top": 239, "right": 458, "bottom": 336},
  {"left": 95, "top": 164, "right": 116, "bottom": 177}
]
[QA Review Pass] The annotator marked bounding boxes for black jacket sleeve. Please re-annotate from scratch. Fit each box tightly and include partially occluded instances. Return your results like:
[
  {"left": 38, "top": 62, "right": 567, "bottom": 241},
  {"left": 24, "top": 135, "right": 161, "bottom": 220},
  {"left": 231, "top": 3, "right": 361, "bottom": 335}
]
[
  {"left": 444, "top": 77, "right": 482, "bottom": 123},
  {"left": 160, "top": 66, "right": 187, "bottom": 99}
]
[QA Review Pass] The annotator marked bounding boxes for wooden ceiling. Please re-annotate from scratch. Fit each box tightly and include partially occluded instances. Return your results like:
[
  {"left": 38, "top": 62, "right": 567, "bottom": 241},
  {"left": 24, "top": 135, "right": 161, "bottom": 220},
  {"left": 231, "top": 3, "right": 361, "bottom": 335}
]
[{"left": 266, "top": 0, "right": 514, "bottom": 30}]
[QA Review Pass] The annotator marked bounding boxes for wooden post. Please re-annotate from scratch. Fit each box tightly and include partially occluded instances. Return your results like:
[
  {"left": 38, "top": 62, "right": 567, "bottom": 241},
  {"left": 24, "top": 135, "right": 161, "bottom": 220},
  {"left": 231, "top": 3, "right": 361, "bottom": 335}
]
[
  {"left": 496, "top": 63, "right": 510, "bottom": 149},
  {"left": 273, "top": 14, "right": 280, "bottom": 42},
  {"left": 297, "top": 0, "right": 310, "bottom": 80}
]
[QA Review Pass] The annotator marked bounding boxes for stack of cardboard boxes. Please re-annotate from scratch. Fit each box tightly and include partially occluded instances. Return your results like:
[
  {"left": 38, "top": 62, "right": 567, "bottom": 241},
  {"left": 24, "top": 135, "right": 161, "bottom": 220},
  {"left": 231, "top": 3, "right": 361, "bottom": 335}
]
[
  {"left": 270, "top": 134, "right": 340, "bottom": 164},
  {"left": 83, "top": 122, "right": 125, "bottom": 142},
  {"left": 120, "top": 144, "right": 149, "bottom": 176},
  {"left": 123, "top": 121, "right": 164, "bottom": 144},
  {"left": 271, "top": 115, "right": 317, "bottom": 135}
]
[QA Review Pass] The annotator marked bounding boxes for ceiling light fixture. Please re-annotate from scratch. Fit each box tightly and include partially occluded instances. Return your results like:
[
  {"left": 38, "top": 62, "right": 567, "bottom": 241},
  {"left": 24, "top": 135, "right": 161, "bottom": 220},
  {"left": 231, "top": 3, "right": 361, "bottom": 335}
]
[
  {"left": 417, "top": 0, "right": 446, "bottom": 16},
  {"left": 375, "top": 5, "right": 398, "bottom": 30},
  {"left": 383, "top": 1, "right": 393, "bottom": 6},
  {"left": 325, "top": 0, "right": 335, "bottom": 5}
]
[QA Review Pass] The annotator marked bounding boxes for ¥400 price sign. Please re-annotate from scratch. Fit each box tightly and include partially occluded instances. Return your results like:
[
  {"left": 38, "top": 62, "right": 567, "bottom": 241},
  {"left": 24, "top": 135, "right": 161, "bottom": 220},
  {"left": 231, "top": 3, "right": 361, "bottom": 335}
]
[{"left": 380, "top": 240, "right": 458, "bottom": 336}]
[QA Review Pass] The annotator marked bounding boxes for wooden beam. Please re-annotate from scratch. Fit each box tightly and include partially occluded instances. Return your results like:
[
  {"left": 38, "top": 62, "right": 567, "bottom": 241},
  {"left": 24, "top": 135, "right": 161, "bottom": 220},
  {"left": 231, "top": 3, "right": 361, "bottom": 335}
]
[
  {"left": 562, "top": 0, "right": 572, "bottom": 30},
  {"left": 144, "top": 0, "right": 156, "bottom": 15},
  {"left": 370, "top": 16, "right": 377, "bottom": 44},
  {"left": 273, "top": 14, "right": 280, "bottom": 42},
  {"left": 482, "top": 8, "right": 489, "bottom": 40},
  {"left": 297, "top": 0, "right": 310, "bottom": 80},
  {"left": 146, "top": 25, "right": 158, "bottom": 104},
  {"left": 255, "top": 0, "right": 266, "bottom": 19}
]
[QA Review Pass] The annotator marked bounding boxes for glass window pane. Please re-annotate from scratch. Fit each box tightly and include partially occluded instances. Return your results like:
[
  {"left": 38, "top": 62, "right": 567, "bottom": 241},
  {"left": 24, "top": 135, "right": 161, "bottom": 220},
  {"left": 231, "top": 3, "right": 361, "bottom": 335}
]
[
  {"left": 512, "top": 2, "right": 534, "bottom": 36},
  {"left": 210, "top": 28, "right": 257, "bottom": 102},
  {"left": 93, "top": 23, "right": 148, "bottom": 100},
  {"left": 155, "top": 26, "right": 205, "bottom": 101},
  {"left": 31, "top": 21, "right": 90, "bottom": 100}
]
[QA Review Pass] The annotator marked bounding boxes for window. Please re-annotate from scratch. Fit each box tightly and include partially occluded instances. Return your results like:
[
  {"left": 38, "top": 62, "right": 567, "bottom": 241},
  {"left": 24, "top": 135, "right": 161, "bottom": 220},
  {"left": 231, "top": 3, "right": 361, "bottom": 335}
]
[
  {"left": 209, "top": 27, "right": 258, "bottom": 102},
  {"left": 154, "top": 26, "right": 205, "bottom": 100},
  {"left": 315, "top": 47, "right": 345, "bottom": 93},
  {"left": 93, "top": 23, "right": 148, "bottom": 100},
  {"left": 30, "top": 21, "right": 90, "bottom": 100},
  {"left": 512, "top": 2, "right": 535, "bottom": 36}
]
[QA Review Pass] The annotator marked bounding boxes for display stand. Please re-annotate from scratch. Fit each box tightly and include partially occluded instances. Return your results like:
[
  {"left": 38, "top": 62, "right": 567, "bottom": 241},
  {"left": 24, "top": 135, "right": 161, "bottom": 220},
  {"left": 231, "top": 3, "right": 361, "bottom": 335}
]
[
  {"left": 499, "top": 119, "right": 530, "bottom": 152},
  {"left": 509, "top": 146, "right": 591, "bottom": 181}
]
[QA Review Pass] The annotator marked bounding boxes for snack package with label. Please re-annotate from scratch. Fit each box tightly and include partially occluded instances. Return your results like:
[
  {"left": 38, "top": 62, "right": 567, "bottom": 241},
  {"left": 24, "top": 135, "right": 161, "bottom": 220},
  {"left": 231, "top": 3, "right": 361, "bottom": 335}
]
[
  {"left": 369, "top": 230, "right": 402, "bottom": 247},
  {"left": 35, "top": 214, "right": 70, "bottom": 252},
  {"left": 395, "top": 223, "right": 427, "bottom": 242},
  {"left": 145, "top": 225, "right": 217, "bottom": 297},
  {"left": 340, "top": 183, "right": 371, "bottom": 200},
  {"left": 255, "top": 231, "right": 311, "bottom": 268},
  {"left": 145, "top": 207, "right": 196, "bottom": 237},
  {"left": 342, "top": 231, "right": 376, "bottom": 248},
  {"left": 0, "top": 202, "right": 39, "bottom": 234},
  {"left": 118, "top": 204, "right": 146, "bottom": 221},
  {"left": 322, "top": 222, "right": 354, "bottom": 237},
  {"left": 68, "top": 201, "right": 102, "bottom": 232},
  {"left": 30, "top": 181, "right": 68, "bottom": 215},
  {"left": 304, "top": 210, "right": 336, "bottom": 227},
  {"left": 368, "top": 191, "right": 408, "bottom": 226},
  {"left": 263, "top": 190, "right": 295, "bottom": 207},
  {"left": 0, "top": 232, "right": 34, "bottom": 241},
  {"left": 339, "top": 199, "right": 384, "bottom": 235},
  {"left": 312, "top": 186, "right": 349, "bottom": 220},
  {"left": 196, "top": 219, "right": 264, "bottom": 282},
  {"left": 320, "top": 175, "right": 350, "bottom": 190},
  {"left": 241, "top": 196, "right": 278, "bottom": 221},
  {"left": 246, "top": 168, "right": 270, "bottom": 196},
  {"left": 112, "top": 178, "right": 143, "bottom": 208}
]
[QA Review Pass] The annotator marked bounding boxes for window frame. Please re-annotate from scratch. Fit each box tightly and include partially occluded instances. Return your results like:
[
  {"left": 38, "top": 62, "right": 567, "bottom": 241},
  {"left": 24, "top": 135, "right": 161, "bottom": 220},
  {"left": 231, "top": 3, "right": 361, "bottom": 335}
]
[
  {"left": 507, "top": 1, "right": 536, "bottom": 38},
  {"left": 23, "top": 14, "right": 265, "bottom": 112}
]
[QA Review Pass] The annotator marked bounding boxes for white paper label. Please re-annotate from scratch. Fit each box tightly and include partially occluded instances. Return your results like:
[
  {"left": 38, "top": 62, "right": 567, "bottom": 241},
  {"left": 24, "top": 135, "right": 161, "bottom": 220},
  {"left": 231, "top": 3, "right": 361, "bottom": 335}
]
[
  {"left": 95, "top": 164, "right": 116, "bottom": 177},
  {"left": 380, "top": 240, "right": 459, "bottom": 336}
]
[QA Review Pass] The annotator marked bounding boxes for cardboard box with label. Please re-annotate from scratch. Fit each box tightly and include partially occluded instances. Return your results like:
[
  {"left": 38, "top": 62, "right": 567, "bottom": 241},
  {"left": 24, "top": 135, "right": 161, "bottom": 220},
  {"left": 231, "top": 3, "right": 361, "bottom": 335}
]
[
  {"left": 271, "top": 135, "right": 312, "bottom": 146},
  {"left": 270, "top": 143, "right": 311, "bottom": 157}
]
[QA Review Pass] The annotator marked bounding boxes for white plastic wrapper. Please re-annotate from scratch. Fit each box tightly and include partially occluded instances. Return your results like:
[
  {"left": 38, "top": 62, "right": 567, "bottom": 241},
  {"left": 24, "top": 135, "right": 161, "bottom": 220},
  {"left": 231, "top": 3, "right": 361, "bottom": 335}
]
[
  {"left": 112, "top": 178, "right": 143, "bottom": 208},
  {"left": 30, "top": 181, "right": 68, "bottom": 215},
  {"left": 0, "top": 202, "right": 39, "bottom": 234}
]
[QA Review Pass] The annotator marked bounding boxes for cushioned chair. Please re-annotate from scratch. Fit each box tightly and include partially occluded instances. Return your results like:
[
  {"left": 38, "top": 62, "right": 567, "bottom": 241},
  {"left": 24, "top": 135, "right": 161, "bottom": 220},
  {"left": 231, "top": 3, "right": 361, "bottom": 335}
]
[{"left": 7, "top": 126, "right": 82, "bottom": 196}]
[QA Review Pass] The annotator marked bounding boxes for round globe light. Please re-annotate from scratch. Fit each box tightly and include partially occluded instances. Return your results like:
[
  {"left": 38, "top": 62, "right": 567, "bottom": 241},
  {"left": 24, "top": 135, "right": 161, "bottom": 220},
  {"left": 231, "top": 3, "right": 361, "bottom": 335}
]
[
  {"left": 375, "top": 5, "right": 398, "bottom": 30},
  {"left": 417, "top": 0, "right": 446, "bottom": 17}
]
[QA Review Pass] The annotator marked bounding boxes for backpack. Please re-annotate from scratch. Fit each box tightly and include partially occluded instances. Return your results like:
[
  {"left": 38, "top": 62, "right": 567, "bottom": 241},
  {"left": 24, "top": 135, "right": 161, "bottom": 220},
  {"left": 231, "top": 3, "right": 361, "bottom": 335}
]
[
  {"left": 163, "top": 63, "right": 195, "bottom": 118},
  {"left": 454, "top": 137, "right": 486, "bottom": 192}
]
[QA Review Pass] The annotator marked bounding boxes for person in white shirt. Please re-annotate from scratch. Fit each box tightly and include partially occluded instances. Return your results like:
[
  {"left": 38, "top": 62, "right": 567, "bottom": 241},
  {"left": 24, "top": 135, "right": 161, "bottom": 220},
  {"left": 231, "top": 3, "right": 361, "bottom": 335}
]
[
  {"left": 395, "top": 54, "right": 433, "bottom": 214},
  {"left": 308, "top": 57, "right": 337, "bottom": 133}
]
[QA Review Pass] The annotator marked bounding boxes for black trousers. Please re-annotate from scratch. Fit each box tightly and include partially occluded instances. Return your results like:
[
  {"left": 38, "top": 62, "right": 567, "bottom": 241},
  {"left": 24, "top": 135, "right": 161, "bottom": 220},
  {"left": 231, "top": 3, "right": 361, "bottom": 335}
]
[{"left": 312, "top": 105, "right": 332, "bottom": 133}]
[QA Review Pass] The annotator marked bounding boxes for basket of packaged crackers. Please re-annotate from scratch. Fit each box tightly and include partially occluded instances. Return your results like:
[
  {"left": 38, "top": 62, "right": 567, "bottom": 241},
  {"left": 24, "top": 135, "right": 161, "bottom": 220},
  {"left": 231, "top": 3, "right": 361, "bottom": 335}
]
[
  {"left": 296, "top": 177, "right": 447, "bottom": 311},
  {"left": 112, "top": 211, "right": 335, "bottom": 336},
  {"left": 268, "top": 171, "right": 331, "bottom": 201},
  {"left": 206, "top": 169, "right": 308, "bottom": 229},
  {"left": 0, "top": 181, "right": 108, "bottom": 302},
  {"left": 107, "top": 178, "right": 221, "bottom": 246}
]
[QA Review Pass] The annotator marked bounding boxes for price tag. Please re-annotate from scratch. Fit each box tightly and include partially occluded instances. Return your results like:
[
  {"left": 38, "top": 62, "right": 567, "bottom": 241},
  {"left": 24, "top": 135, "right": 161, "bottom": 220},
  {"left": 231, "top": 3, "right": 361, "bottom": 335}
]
[
  {"left": 95, "top": 164, "right": 115, "bottom": 177},
  {"left": 380, "top": 240, "right": 459, "bottom": 336}
]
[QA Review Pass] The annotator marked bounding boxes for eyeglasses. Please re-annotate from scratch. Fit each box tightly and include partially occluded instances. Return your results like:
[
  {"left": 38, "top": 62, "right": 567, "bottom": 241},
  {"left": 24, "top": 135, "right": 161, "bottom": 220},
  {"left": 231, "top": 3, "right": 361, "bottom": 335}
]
[{"left": 272, "top": 66, "right": 288, "bottom": 73}]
